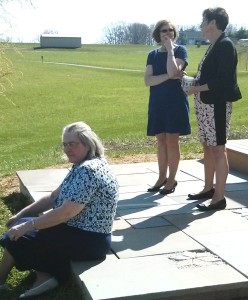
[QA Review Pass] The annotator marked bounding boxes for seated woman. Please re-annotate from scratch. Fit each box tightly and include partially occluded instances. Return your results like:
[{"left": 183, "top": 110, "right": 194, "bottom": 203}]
[{"left": 0, "top": 121, "right": 119, "bottom": 298}]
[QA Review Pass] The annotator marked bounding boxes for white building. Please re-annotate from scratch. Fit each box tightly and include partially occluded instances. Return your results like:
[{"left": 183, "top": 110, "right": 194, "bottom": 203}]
[
  {"left": 40, "top": 34, "right": 81, "bottom": 48},
  {"left": 238, "top": 39, "right": 248, "bottom": 47}
]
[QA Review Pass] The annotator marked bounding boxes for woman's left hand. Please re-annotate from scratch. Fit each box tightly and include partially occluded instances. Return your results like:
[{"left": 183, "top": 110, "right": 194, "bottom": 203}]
[
  {"left": 7, "top": 222, "right": 31, "bottom": 241},
  {"left": 170, "top": 70, "right": 184, "bottom": 80}
]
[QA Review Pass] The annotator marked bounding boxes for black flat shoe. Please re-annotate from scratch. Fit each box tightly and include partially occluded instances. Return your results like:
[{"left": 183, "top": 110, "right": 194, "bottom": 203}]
[
  {"left": 188, "top": 188, "right": 215, "bottom": 200},
  {"left": 196, "top": 198, "right": 226, "bottom": 211},
  {"left": 19, "top": 278, "right": 58, "bottom": 298},
  {"left": 147, "top": 179, "right": 167, "bottom": 192},
  {"left": 159, "top": 181, "right": 177, "bottom": 195}
]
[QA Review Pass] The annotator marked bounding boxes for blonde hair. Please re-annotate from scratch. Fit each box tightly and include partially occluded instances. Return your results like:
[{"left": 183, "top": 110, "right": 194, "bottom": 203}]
[{"left": 62, "top": 121, "right": 104, "bottom": 159}]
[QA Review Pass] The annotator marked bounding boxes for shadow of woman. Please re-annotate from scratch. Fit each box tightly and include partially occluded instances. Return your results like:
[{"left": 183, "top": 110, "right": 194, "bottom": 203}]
[
  {"left": 111, "top": 192, "right": 216, "bottom": 257},
  {"left": 2, "top": 192, "right": 31, "bottom": 215}
]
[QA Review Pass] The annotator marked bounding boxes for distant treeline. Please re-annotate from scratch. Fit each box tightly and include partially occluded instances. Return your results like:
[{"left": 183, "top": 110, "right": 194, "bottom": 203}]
[{"left": 102, "top": 22, "right": 248, "bottom": 45}]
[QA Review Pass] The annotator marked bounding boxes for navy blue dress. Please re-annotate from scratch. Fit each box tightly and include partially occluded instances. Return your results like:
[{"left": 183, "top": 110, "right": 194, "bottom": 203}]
[{"left": 146, "top": 45, "right": 191, "bottom": 136}]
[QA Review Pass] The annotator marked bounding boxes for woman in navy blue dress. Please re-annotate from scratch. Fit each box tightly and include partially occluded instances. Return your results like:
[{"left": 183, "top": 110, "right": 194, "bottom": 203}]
[{"left": 145, "top": 20, "right": 191, "bottom": 194}]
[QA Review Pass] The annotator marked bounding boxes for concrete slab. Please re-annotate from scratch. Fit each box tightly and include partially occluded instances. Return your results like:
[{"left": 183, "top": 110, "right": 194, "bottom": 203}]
[
  {"left": 71, "top": 253, "right": 118, "bottom": 277},
  {"left": 117, "top": 173, "right": 159, "bottom": 186},
  {"left": 117, "top": 192, "right": 179, "bottom": 208},
  {"left": 111, "top": 226, "right": 204, "bottom": 258},
  {"left": 117, "top": 172, "right": 200, "bottom": 189},
  {"left": 178, "top": 158, "right": 248, "bottom": 186},
  {"left": 227, "top": 139, "right": 248, "bottom": 173},
  {"left": 232, "top": 207, "right": 248, "bottom": 218},
  {"left": 110, "top": 162, "right": 157, "bottom": 175},
  {"left": 113, "top": 217, "right": 132, "bottom": 231},
  {"left": 195, "top": 230, "right": 248, "bottom": 277},
  {"left": 225, "top": 191, "right": 248, "bottom": 209},
  {"left": 226, "top": 182, "right": 248, "bottom": 191},
  {"left": 117, "top": 202, "right": 197, "bottom": 219},
  {"left": 165, "top": 210, "right": 248, "bottom": 236},
  {"left": 16, "top": 168, "right": 69, "bottom": 187},
  {"left": 178, "top": 159, "right": 205, "bottom": 181},
  {"left": 74, "top": 254, "right": 248, "bottom": 300},
  {"left": 126, "top": 217, "right": 172, "bottom": 228},
  {"left": 23, "top": 185, "right": 60, "bottom": 192},
  {"left": 29, "top": 191, "right": 51, "bottom": 202},
  {"left": 119, "top": 185, "right": 150, "bottom": 194},
  {"left": 16, "top": 159, "right": 248, "bottom": 300},
  {"left": 169, "top": 194, "right": 199, "bottom": 204},
  {"left": 119, "top": 179, "right": 205, "bottom": 197},
  {"left": 168, "top": 180, "right": 205, "bottom": 196},
  {"left": 226, "top": 173, "right": 248, "bottom": 184},
  {"left": 16, "top": 168, "right": 69, "bottom": 197},
  {"left": 227, "top": 139, "right": 248, "bottom": 153},
  {"left": 145, "top": 170, "right": 200, "bottom": 183}
]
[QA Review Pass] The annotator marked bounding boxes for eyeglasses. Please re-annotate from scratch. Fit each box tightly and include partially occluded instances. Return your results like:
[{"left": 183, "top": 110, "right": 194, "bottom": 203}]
[
  {"left": 62, "top": 141, "right": 81, "bottom": 149},
  {"left": 160, "top": 28, "right": 174, "bottom": 33}
]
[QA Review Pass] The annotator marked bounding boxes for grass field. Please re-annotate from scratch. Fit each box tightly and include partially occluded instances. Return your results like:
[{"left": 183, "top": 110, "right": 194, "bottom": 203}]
[
  {"left": 0, "top": 43, "right": 247, "bottom": 299},
  {"left": 1, "top": 43, "right": 247, "bottom": 177}
]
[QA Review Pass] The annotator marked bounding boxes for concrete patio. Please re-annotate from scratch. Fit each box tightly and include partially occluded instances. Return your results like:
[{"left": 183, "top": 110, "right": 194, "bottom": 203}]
[{"left": 16, "top": 157, "right": 248, "bottom": 300}]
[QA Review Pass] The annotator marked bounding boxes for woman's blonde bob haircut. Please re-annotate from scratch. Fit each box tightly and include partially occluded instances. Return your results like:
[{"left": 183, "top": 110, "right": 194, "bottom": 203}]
[
  {"left": 152, "top": 20, "right": 178, "bottom": 43},
  {"left": 62, "top": 121, "right": 104, "bottom": 159}
]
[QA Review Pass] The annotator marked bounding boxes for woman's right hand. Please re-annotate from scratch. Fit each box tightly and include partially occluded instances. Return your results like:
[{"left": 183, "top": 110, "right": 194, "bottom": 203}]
[{"left": 160, "top": 34, "right": 173, "bottom": 49}]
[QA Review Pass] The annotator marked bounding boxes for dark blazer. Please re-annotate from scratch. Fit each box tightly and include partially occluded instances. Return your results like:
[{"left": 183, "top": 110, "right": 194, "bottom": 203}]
[{"left": 198, "top": 33, "right": 242, "bottom": 104}]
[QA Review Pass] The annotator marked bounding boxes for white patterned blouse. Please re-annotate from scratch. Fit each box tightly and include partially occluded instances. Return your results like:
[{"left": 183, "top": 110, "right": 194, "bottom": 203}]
[{"left": 54, "top": 157, "right": 119, "bottom": 234}]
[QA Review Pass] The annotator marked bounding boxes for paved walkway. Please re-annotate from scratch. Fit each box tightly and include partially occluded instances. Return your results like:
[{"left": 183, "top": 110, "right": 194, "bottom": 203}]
[{"left": 17, "top": 159, "right": 248, "bottom": 300}]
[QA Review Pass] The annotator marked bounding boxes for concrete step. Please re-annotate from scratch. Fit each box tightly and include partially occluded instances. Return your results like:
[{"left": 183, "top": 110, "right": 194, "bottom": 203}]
[
  {"left": 16, "top": 160, "right": 248, "bottom": 300},
  {"left": 227, "top": 139, "right": 248, "bottom": 174},
  {"left": 71, "top": 254, "right": 248, "bottom": 300}
]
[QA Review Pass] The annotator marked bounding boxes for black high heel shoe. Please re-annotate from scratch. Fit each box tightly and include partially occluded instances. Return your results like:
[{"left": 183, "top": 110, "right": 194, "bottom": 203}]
[
  {"left": 159, "top": 181, "right": 177, "bottom": 195},
  {"left": 147, "top": 179, "right": 167, "bottom": 192},
  {"left": 188, "top": 188, "right": 215, "bottom": 200}
]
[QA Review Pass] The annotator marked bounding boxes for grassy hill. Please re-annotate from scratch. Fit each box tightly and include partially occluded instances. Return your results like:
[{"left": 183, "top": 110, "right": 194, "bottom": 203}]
[{"left": 0, "top": 43, "right": 247, "bottom": 176}]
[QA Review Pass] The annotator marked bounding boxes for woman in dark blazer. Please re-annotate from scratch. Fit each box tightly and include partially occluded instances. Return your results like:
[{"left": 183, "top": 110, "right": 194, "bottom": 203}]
[{"left": 187, "top": 7, "right": 242, "bottom": 211}]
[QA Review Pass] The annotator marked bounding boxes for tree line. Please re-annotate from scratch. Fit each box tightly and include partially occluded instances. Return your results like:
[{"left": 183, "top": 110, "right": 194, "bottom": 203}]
[{"left": 103, "top": 22, "right": 248, "bottom": 45}]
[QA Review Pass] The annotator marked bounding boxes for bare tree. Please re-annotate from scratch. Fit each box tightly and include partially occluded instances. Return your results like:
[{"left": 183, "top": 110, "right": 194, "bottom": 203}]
[
  {"left": 225, "top": 24, "right": 237, "bottom": 38},
  {"left": 235, "top": 27, "right": 248, "bottom": 40},
  {"left": 0, "top": 0, "right": 33, "bottom": 99},
  {"left": 103, "top": 22, "right": 153, "bottom": 45},
  {"left": 0, "top": 0, "right": 32, "bottom": 21},
  {"left": 103, "top": 22, "right": 127, "bottom": 44},
  {"left": 126, "top": 23, "right": 152, "bottom": 44},
  {"left": 43, "top": 29, "right": 59, "bottom": 34},
  {"left": 147, "top": 24, "right": 154, "bottom": 45},
  {"left": 103, "top": 21, "right": 248, "bottom": 46}
]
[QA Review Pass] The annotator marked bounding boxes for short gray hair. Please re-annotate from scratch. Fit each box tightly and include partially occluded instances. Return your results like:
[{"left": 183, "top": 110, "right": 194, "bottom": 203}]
[{"left": 62, "top": 121, "right": 104, "bottom": 159}]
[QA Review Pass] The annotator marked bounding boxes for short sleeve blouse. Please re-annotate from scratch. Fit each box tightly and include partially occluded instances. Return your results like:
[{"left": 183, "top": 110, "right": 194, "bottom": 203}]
[{"left": 54, "top": 158, "right": 119, "bottom": 234}]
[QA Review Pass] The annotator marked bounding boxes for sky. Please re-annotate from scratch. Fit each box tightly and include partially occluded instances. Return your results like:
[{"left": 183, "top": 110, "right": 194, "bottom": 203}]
[{"left": 0, "top": 0, "right": 247, "bottom": 44}]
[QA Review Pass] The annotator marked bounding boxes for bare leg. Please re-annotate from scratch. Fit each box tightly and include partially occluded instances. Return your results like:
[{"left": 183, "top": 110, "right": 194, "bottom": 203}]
[
  {"left": 153, "top": 133, "right": 168, "bottom": 186},
  {"left": 202, "top": 143, "right": 215, "bottom": 192},
  {"left": 210, "top": 145, "right": 228, "bottom": 203},
  {"left": 163, "top": 133, "right": 179, "bottom": 189},
  {"left": 0, "top": 249, "right": 15, "bottom": 284}
]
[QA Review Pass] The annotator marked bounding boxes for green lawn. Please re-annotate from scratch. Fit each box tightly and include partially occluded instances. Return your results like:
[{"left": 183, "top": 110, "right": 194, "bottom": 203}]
[{"left": 1, "top": 43, "right": 247, "bottom": 176}]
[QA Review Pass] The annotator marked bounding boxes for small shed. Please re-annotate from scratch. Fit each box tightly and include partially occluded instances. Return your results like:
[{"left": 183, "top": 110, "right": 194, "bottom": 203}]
[
  {"left": 238, "top": 39, "right": 248, "bottom": 47},
  {"left": 40, "top": 34, "right": 81, "bottom": 48},
  {"left": 182, "top": 29, "right": 208, "bottom": 45}
]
